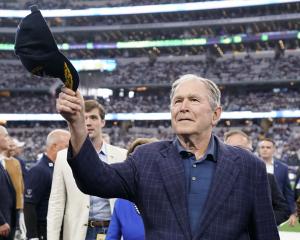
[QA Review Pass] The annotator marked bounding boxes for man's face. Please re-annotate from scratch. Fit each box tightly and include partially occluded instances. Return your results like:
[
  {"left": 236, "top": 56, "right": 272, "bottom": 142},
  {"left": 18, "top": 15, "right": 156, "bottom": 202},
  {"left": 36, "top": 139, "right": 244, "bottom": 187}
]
[
  {"left": 225, "top": 134, "right": 252, "bottom": 151},
  {"left": 171, "top": 79, "right": 221, "bottom": 138},
  {"left": 0, "top": 127, "right": 10, "bottom": 153},
  {"left": 258, "top": 140, "right": 275, "bottom": 160},
  {"left": 85, "top": 108, "right": 105, "bottom": 140},
  {"left": 7, "top": 138, "right": 17, "bottom": 157}
]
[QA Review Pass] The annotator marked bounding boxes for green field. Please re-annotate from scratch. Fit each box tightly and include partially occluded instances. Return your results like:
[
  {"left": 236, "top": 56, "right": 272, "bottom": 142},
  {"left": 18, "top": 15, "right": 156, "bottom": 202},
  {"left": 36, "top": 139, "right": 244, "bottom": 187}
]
[{"left": 280, "top": 220, "right": 300, "bottom": 232}]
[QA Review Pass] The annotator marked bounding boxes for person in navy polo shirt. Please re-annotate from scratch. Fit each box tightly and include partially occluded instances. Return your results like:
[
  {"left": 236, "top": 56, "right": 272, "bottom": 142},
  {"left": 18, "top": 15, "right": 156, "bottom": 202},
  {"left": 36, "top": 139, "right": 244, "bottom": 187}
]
[
  {"left": 56, "top": 74, "right": 279, "bottom": 240},
  {"left": 24, "top": 129, "right": 70, "bottom": 240}
]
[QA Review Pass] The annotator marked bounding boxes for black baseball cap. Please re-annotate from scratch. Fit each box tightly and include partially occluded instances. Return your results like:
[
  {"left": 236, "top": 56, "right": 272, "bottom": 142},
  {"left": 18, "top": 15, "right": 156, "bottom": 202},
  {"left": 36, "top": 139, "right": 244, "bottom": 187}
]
[{"left": 15, "top": 5, "right": 79, "bottom": 91}]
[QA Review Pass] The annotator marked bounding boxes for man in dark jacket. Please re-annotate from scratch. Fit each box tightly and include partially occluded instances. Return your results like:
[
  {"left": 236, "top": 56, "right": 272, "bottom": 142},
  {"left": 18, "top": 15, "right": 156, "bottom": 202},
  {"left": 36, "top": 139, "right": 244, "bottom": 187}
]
[
  {"left": 56, "top": 74, "right": 279, "bottom": 240},
  {"left": 0, "top": 126, "right": 16, "bottom": 240},
  {"left": 24, "top": 129, "right": 70, "bottom": 240}
]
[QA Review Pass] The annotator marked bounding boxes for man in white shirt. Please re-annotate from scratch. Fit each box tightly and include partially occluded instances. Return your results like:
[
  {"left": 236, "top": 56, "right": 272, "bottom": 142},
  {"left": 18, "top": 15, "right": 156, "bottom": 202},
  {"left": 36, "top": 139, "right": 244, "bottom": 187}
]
[{"left": 47, "top": 100, "right": 127, "bottom": 240}]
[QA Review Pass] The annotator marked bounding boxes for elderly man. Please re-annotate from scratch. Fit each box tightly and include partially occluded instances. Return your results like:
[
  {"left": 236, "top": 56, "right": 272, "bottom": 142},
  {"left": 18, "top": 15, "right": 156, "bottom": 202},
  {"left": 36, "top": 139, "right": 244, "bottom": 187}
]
[
  {"left": 24, "top": 129, "right": 70, "bottom": 240},
  {"left": 56, "top": 74, "right": 279, "bottom": 239},
  {"left": 3, "top": 137, "right": 26, "bottom": 240}
]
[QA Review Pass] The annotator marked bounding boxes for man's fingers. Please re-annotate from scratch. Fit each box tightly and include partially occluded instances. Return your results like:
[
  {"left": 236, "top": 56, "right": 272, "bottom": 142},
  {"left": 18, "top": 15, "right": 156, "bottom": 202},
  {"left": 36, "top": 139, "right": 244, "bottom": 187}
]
[
  {"left": 59, "top": 91, "right": 81, "bottom": 104},
  {"left": 1, "top": 229, "right": 9, "bottom": 237},
  {"left": 60, "top": 86, "right": 76, "bottom": 96},
  {"left": 57, "top": 89, "right": 82, "bottom": 112},
  {"left": 56, "top": 99, "right": 81, "bottom": 114}
]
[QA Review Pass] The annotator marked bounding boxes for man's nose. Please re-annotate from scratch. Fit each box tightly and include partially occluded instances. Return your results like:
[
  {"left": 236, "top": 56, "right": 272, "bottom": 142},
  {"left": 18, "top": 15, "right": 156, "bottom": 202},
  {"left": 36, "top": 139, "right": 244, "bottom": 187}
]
[
  {"left": 86, "top": 118, "right": 91, "bottom": 125},
  {"left": 179, "top": 99, "right": 189, "bottom": 111}
]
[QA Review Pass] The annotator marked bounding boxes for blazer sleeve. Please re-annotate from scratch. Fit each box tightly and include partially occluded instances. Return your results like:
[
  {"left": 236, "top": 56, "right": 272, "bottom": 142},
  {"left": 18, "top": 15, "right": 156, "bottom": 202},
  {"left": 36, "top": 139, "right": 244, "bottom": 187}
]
[
  {"left": 294, "top": 170, "right": 300, "bottom": 201},
  {"left": 106, "top": 200, "right": 122, "bottom": 240},
  {"left": 47, "top": 149, "right": 67, "bottom": 240},
  {"left": 268, "top": 174, "right": 290, "bottom": 225},
  {"left": 250, "top": 160, "right": 280, "bottom": 240},
  {"left": 0, "top": 209, "right": 6, "bottom": 226},
  {"left": 67, "top": 137, "right": 137, "bottom": 202}
]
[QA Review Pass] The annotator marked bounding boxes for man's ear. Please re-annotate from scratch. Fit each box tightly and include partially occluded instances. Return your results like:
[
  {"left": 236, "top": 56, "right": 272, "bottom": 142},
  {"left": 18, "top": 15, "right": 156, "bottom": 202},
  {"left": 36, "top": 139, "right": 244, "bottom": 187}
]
[
  {"left": 212, "top": 106, "right": 222, "bottom": 126},
  {"left": 101, "top": 119, "right": 106, "bottom": 128}
]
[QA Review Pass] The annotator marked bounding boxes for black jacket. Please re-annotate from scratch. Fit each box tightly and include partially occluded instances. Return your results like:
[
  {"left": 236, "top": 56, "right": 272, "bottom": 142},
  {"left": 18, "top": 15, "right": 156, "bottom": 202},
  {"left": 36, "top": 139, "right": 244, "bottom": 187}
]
[{"left": 268, "top": 173, "right": 290, "bottom": 225}]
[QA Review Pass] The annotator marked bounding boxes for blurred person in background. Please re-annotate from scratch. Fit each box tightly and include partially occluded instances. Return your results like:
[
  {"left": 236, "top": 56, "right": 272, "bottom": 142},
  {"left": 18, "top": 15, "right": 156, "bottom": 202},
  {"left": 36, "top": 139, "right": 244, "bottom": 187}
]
[
  {"left": 0, "top": 126, "right": 16, "bottom": 240},
  {"left": 106, "top": 137, "right": 158, "bottom": 240},
  {"left": 4, "top": 138, "right": 26, "bottom": 240},
  {"left": 24, "top": 129, "right": 70, "bottom": 240},
  {"left": 224, "top": 130, "right": 290, "bottom": 225},
  {"left": 47, "top": 100, "right": 127, "bottom": 240},
  {"left": 10, "top": 138, "right": 27, "bottom": 182},
  {"left": 56, "top": 74, "right": 279, "bottom": 239},
  {"left": 258, "top": 138, "right": 297, "bottom": 226}
]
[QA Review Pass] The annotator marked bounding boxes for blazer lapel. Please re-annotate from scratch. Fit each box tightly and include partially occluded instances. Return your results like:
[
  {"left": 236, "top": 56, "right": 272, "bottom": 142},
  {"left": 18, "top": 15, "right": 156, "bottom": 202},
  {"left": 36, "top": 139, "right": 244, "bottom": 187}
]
[
  {"left": 194, "top": 140, "right": 240, "bottom": 239},
  {"left": 158, "top": 143, "right": 192, "bottom": 240},
  {"left": 274, "top": 161, "right": 279, "bottom": 177}
]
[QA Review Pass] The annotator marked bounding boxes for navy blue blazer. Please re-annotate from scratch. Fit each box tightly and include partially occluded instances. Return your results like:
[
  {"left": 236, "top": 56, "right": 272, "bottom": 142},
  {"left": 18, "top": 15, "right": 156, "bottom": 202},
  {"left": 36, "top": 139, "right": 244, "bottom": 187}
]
[
  {"left": 0, "top": 164, "right": 16, "bottom": 229},
  {"left": 267, "top": 174, "right": 290, "bottom": 225},
  {"left": 68, "top": 136, "right": 279, "bottom": 240},
  {"left": 273, "top": 160, "right": 295, "bottom": 214}
]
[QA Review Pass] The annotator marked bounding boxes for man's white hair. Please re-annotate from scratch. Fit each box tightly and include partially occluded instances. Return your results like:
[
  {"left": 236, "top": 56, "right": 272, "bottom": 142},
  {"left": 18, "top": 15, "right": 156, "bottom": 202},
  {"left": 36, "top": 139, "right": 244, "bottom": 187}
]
[{"left": 170, "top": 74, "right": 221, "bottom": 110}]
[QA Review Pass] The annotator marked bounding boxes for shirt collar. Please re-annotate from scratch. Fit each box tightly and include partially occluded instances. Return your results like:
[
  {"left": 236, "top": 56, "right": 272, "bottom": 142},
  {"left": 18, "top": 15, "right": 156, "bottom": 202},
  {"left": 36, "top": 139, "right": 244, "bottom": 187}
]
[
  {"left": 0, "top": 154, "right": 6, "bottom": 169},
  {"left": 265, "top": 158, "right": 274, "bottom": 166},
  {"left": 42, "top": 154, "right": 54, "bottom": 168},
  {"left": 99, "top": 142, "right": 107, "bottom": 156},
  {"left": 0, "top": 153, "right": 6, "bottom": 160},
  {"left": 174, "top": 135, "right": 217, "bottom": 162}
]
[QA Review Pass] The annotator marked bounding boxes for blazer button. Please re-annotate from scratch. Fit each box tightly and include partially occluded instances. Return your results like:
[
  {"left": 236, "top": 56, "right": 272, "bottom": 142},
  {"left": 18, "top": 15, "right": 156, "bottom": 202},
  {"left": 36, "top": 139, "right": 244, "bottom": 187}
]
[{"left": 87, "top": 205, "right": 89, "bottom": 208}]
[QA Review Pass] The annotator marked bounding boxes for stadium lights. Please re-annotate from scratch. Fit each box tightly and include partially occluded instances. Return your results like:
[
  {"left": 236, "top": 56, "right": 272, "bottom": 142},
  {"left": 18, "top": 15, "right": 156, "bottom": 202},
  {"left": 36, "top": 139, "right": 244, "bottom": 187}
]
[
  {"left": 71, "top": 59, "right": 117, "bottom": 72},
  {"left": 1, "top": 31, "right": 299, "bottom": 51},
  {"left": 80, "top": 88, "right": 113, "bottom": 98},
  {"left": 0, "top": 0, "right": 299, "bottom": 18},
  {"left": 1, "top": 110, "right": 300, "bottom": 121}
]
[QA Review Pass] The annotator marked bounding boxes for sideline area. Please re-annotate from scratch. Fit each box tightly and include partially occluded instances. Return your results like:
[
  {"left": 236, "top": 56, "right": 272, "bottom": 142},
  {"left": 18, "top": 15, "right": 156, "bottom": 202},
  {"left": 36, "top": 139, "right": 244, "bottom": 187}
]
[{"left": 279, "top": 231, "right": 300, "bottom": 240}]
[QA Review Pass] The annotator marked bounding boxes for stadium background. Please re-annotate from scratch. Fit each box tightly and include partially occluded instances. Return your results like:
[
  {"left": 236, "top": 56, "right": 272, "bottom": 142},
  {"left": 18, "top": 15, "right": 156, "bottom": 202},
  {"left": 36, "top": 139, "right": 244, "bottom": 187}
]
[{"left": 0, "top": 0, "right": 300, "bottom": 237}]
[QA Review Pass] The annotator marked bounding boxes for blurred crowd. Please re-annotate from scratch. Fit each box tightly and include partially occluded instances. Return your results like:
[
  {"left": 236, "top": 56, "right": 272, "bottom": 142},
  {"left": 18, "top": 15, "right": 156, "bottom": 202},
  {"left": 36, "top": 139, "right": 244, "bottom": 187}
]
[
  {"left": 2, "top": 53, "right": 300, "bottom": 89},
  {"left": 5, "top": 121, "right": 300, "bottom": 168},
  {"left": 0, "top": 87, "right": 299, "bottom": 113}
]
